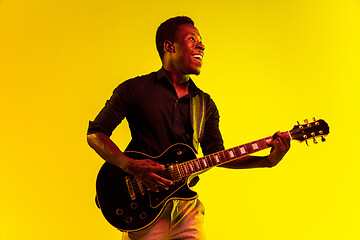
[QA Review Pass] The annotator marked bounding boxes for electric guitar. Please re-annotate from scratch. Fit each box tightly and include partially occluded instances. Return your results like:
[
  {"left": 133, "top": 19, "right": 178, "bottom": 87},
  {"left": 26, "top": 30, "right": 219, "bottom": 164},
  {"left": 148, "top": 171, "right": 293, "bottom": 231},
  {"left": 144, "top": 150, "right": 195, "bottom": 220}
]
[{"left": 96, "top": 119, "right": 329, "bottom": 232}]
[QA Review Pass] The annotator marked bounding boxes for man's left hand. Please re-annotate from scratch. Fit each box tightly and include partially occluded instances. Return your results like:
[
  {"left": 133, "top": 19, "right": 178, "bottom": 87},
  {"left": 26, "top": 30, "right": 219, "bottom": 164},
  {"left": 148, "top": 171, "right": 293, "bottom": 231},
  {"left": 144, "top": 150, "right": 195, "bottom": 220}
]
[{"left": 267, "top": 131, "right": 291, "bottom": 166}]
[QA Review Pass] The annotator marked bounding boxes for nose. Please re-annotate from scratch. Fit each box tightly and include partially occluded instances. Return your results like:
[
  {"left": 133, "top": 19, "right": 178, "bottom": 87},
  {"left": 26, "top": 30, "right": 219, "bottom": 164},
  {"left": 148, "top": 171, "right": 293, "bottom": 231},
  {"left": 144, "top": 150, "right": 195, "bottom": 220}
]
[{"left": 196, "top": 42, "right": 205, "bottom": 51}]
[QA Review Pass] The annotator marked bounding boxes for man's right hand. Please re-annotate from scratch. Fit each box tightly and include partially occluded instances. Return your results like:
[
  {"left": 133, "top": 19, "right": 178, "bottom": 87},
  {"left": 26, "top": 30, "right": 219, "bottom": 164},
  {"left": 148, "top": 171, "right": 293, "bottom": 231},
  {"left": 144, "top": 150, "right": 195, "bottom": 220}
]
[{"left": 123, "top": 158, "right": 174, "bottom": 192}]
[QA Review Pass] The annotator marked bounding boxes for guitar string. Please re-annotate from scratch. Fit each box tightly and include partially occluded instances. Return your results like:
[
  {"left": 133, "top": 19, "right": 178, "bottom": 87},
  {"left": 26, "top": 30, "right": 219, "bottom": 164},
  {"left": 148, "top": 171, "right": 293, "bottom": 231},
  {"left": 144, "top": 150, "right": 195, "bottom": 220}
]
[
  {"left": 129, "top": 137, "right": 272, "bottom": 195},
  {"left": 176, "top": 138, "right": 272, "bottom": 178},
  {"left": 126, "top": 125, "right": 325, "bottom": 196}
]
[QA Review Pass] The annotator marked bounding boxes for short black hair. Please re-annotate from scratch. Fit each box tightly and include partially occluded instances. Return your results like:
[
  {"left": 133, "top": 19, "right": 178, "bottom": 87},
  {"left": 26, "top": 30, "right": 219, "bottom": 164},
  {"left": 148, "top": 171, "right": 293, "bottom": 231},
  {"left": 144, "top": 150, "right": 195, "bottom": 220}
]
[{"left": 155, "top": 16, "right": 195, "bottom": 60}]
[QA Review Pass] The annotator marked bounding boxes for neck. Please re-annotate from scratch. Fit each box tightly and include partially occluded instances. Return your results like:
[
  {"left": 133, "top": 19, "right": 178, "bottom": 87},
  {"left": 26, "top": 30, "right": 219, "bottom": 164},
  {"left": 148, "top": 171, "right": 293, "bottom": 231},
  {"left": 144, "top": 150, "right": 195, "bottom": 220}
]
[
  {"left": 163, "top": 68, "right": 190, "bottom": 86},
  {"left": 163, "top": 68, "right": 190, "bottom": 99}
]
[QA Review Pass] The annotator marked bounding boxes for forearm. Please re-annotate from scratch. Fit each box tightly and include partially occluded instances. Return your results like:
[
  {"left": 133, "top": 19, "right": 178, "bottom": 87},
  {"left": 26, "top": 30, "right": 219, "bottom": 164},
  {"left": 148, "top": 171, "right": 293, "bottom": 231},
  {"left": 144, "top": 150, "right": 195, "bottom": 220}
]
[
  {"left": 87, "top": 132, "right": 173, "bottom": 191},
  {"left": 87, "top": 132, "right": 130, "bottom": 169},
  {"left": 219, "top": 155, "right": 275, "bottom": 169}
]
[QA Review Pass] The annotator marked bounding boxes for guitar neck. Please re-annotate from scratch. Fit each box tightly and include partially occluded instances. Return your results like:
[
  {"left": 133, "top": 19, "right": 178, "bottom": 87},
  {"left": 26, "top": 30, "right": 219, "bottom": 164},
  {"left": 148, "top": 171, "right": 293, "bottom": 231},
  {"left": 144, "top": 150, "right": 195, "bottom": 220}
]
[{"left": 177, "top": 131, "right": 291, "bottom": 178}]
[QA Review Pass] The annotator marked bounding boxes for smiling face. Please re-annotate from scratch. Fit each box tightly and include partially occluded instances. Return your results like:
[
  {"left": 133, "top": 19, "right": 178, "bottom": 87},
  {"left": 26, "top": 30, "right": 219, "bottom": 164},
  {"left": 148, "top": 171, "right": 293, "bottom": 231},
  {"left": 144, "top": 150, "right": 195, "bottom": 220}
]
[{"left": 167, "top": 24, "right": 205, "bottom": 75}]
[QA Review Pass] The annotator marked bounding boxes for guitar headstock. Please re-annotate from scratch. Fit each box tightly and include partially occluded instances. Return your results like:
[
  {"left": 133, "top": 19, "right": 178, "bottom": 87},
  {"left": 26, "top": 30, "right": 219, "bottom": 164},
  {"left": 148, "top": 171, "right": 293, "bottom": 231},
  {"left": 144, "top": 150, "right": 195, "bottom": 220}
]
[{"left": 289, "top": 118, "right": 329, "bottom": 144}]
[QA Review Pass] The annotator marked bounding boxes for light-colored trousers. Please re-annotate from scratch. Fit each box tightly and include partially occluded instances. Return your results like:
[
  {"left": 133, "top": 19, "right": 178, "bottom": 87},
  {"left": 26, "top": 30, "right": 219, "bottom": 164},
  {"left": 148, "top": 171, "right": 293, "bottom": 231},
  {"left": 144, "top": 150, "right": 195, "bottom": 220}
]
[{"left": 121, "top": 199, "right": 205, "bottom": 240}]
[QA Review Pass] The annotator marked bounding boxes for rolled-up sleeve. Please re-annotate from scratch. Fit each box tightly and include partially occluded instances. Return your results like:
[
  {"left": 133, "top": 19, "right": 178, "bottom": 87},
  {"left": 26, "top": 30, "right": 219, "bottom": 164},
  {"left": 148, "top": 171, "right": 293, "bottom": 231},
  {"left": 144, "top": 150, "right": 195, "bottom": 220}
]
[{"left": 87, "top": 80, "right": 133, "bottom": 137}]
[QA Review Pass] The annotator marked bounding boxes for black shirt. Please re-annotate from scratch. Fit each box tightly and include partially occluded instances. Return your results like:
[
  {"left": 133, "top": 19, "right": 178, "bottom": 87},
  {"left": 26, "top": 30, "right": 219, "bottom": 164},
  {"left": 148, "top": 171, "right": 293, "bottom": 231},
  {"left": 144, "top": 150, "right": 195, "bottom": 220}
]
[{"left": 88, "top": 68, "right": 224, "bottom": 157}]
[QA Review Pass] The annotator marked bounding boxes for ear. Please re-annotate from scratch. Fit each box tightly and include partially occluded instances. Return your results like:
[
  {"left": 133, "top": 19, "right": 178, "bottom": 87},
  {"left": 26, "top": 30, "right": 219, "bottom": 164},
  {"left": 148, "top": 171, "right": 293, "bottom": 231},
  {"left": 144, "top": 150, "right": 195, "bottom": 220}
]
[{"left": 164, "top": 40, "right": 175, "bottom": 53}]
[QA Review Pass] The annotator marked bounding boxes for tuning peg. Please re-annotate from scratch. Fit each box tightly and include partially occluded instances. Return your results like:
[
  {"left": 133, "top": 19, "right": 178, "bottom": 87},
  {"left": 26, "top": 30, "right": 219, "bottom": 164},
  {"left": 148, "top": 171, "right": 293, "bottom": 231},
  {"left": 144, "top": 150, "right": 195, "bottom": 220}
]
[
  {"left": 313, "top": 138, "right": 318, "bottom": 144},
  {"left": 305, "top": 140, "right": 309, "bottom": 146},
  {"left": 304, "top": 119, "right": 309, "bottom": 124},
  {"left": 313, "top": 117, "right": 316, "bottom": 121},
  {"left": 297, "top": 121, "right": 304, "bottom": 129},
  {"left": 321, "top": 136, "right": 326, "bottom": 142}
]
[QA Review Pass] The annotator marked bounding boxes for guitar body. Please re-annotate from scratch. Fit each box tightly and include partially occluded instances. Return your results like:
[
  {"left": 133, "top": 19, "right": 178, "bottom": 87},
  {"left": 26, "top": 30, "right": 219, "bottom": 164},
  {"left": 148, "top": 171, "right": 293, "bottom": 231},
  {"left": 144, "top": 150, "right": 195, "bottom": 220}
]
[{"left": 96, "top": 143, "right": 198, "bottom": 232}]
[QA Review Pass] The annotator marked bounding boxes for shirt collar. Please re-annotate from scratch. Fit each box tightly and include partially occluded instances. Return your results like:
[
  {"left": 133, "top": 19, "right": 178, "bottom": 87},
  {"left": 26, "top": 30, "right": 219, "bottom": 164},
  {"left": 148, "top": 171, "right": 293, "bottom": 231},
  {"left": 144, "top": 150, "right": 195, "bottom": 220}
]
[{"left": 156, "top": 68, "right": 201, "bottom": 97}]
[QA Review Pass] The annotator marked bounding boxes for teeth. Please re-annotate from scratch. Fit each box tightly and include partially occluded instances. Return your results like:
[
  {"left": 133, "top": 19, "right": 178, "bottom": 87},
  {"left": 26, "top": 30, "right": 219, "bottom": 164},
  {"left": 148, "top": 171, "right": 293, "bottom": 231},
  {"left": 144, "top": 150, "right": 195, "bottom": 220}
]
[{"left": 193, "top": 55, "right": 203, "bottom": 60}]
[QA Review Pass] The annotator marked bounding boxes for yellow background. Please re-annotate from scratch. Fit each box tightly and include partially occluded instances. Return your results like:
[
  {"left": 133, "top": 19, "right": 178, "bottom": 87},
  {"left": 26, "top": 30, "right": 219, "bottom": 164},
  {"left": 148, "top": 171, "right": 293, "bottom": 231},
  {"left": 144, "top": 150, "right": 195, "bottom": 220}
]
[{"left": 1, "top": 0, "right": 359, "bottom": 239}]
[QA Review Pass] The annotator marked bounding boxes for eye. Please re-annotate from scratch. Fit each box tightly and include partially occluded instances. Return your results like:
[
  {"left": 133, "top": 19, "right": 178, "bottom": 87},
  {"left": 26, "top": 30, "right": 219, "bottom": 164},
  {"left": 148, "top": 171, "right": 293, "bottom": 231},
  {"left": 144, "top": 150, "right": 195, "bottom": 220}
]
[{"left": 188, "top": 36, "right": 195, "bottom": 42}]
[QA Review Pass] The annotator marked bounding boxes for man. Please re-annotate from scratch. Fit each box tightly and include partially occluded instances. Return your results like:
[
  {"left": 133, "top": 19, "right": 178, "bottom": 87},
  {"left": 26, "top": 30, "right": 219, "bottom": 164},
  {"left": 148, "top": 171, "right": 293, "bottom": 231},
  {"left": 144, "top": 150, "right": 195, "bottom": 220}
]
[{"left": 87, "top": 16, "right": 290, "bottom": 240}]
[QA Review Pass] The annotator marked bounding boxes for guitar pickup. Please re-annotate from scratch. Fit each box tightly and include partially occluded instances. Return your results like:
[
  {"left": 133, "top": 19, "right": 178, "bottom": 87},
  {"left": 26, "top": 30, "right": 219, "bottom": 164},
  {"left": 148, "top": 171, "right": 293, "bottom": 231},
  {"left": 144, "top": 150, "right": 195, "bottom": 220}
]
[
  {"left": 125, "top": 176, "right": 136, "bottom": 200},
  {"left": 168, "top": 164, "right": 182, "bottom": 182},
  {"left": 136, "top": 179, "right": 145, "bottom": 196}
]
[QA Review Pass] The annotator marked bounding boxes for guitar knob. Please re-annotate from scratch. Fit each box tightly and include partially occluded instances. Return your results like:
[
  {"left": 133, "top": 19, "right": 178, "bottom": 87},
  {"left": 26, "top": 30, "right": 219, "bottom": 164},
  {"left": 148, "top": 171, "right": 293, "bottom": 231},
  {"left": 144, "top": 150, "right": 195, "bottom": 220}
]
[
  {"left": 125, "top": 217, "right": 133, "bottom": 224},
  {"left": 116, "top": 208, "right": 124, "bottom": 216},
  {"left": 321, "top": 136, "right": 326, "bottom": 142},
  {"left": 130, "top": 202, "right": 138, "bottom": 210},
  {"left": 139, "top": 212, "right": 148, "bottom": 220}
]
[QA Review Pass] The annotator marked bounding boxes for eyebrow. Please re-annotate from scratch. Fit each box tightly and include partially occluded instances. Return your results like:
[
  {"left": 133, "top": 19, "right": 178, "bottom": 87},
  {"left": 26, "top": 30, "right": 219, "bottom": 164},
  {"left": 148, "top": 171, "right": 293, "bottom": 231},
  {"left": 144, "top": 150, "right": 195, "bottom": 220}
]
[{"left": 188, "top": 33, "right": 203, "bottom": 42}]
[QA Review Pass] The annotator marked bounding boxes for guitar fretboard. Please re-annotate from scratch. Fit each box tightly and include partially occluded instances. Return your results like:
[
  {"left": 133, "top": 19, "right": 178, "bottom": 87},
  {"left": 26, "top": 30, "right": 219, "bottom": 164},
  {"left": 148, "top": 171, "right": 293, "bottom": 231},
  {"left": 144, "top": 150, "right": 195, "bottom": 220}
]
[{"left": 177, "top": 136, "right": 274, "bottom": 178}]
